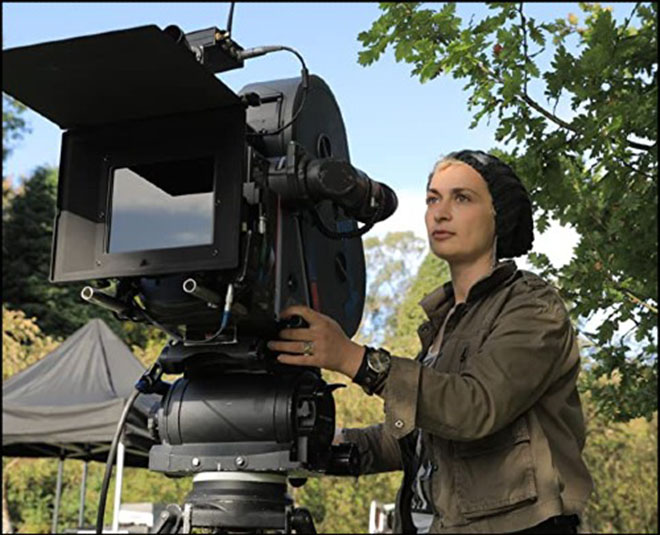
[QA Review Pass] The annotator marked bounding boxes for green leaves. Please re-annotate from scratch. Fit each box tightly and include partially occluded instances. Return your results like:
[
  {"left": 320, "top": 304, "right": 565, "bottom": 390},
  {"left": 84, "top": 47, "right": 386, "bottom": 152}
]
[
  {"left": 360, "top": 232, "right": 426, "bottom": 347},
  {"left": 1, "top": 167, "right": 156, "bottom": 346},
  {"left": 2, "top": 94, "right": 30, "bottom": 164},
  {"left": 358, "top": 2, "right": 658, "bottom": 423}
]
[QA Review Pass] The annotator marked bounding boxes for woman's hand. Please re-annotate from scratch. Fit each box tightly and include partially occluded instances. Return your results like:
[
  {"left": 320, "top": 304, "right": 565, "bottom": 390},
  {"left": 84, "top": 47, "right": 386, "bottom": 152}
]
[{"left": 267, "top": 305, "right": 365, "bottom": 379}]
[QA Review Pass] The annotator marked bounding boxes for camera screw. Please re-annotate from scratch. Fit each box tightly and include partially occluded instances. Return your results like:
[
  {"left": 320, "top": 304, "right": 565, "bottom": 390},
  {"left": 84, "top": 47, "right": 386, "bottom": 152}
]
[
  {"left": 192, "top": 457, "right": 201, "bottom": 468},
  {"left": 235, "top": 456, "right": 247, "bottom": 469},
  {"left": 212, "top": 249, "right": 219, "bottom": 257}
]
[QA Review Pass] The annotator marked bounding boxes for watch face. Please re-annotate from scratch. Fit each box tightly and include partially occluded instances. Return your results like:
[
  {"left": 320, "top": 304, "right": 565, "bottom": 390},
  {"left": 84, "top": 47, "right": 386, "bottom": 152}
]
[{"left": 367, "top": 350, "right": 391, "bottom": 374}]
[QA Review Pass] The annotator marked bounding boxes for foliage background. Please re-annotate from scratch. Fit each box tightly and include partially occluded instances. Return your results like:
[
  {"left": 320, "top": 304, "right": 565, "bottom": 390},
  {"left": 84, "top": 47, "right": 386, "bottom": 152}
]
[
  {"left": 357, "top": 1, "right": 657, "bottom": 423},
  {"left": 2, "top": 242, "right": 657, "bottom": 533},
  {"left": 2, "top": 2, "right": 657, "bottom": 533}
]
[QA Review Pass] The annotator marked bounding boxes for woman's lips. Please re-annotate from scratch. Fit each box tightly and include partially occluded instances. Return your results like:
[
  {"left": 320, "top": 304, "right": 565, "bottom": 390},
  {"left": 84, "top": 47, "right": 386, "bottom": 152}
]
[{"left": 432, "top": 231, "right": 454, "bottom": 241}]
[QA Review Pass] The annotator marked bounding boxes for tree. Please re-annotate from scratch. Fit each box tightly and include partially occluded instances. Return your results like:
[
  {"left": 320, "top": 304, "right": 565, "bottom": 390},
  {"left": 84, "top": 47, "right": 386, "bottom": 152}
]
[
  {"left": 3, "top": 92, "right": 30, "bottom": 261},
  {"left": 2, "top": 94, "right": 30, "bottom": 164},
  {"left": 3, "top": 178, "right": 19, "bottom": 259},
  {"left": 360, "top": 231, "right": 426, "bottom": 346},
  {"left": 578, "top": 387, "right": 658, "bottom": 533},
  {"left": 2, "top": 307, "right": 58, "bottom": 381},
  {"left": 1, "top": 166, "right": 153, "bottom": 345},
  {"left": 357, "top": 2, "right": 657, "bottom": 422},
  {"left": 386, "top": 252, "right": 450, "bottom": 356},
  {"left": 3, "top": 240, "right": 656, "bottom": 534},
  {"left": 2, "top": 307, "right": 58, "bottom": 534},
  {"left": 3, "top": 166, "right": 96, "bottom": 337}
]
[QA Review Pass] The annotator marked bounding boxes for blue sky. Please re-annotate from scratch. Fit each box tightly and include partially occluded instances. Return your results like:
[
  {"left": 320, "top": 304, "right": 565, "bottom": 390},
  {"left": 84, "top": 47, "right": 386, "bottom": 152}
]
[{"left": 2, "top": 2, "right": 638, "bottom": 265}]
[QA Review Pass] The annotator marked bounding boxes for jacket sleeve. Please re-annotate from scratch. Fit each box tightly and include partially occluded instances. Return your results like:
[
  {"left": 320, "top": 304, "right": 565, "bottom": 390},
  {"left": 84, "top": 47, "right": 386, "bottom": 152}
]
[
  {"left": 341, "top": 423, "right": 403, "bottom": 474},
  {"left": 380, "top": 286, "right": 579, "bottom": 441}
]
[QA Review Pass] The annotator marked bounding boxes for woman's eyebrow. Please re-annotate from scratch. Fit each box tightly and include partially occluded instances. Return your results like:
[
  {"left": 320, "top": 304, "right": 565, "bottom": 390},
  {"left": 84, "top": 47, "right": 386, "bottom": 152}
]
[{"left": 426, "top": 187, "right": 481, "bottom": 197}]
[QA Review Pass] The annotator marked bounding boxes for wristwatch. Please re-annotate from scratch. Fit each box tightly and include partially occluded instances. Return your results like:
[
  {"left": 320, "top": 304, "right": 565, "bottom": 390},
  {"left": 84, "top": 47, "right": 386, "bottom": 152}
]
[{"left": 353, "top": 346, "right": 392, "bottom": 395}]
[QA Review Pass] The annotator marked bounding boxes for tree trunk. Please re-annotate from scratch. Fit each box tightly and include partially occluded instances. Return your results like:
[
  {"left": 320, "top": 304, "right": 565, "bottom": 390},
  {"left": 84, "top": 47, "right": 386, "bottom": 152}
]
[
  {"left": 2, "top": 474, "right": 12, "bottom": 534},
  {"left": 2, "top": 460, "right": 18, "bottom": 535}
]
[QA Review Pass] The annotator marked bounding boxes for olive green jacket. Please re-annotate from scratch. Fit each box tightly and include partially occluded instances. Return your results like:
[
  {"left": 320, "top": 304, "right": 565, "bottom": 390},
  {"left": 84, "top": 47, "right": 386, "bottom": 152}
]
[{"left": 343, "top": 261, "right": 593, "bottom": 533}]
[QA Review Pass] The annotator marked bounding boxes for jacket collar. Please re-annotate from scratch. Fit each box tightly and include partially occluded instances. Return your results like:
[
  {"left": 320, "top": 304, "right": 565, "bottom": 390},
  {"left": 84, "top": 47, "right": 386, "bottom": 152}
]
[{"left": 419, "top": 260, "right": 518, "bottom": 322}]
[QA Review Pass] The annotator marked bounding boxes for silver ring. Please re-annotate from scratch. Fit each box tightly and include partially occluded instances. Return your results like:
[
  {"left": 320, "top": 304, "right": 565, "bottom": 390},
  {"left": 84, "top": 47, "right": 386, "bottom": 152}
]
[{"left": 303, "top": 341, "right": 314, "bottom": 356}]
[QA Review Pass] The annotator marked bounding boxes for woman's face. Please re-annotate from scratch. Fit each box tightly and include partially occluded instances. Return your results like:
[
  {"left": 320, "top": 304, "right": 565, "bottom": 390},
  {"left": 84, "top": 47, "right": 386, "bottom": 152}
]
[{"left": 425, "top": 162, "right": 496, "bottom": 265}]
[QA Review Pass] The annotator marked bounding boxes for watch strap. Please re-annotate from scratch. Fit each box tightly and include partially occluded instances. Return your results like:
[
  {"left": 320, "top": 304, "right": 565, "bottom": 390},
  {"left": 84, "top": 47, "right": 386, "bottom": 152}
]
[
  {"left": 352, "top": 345, "right": 371, "bottom": 386},
  {"left": 353, "top": 346, "right": 391, "bottom": 396}
]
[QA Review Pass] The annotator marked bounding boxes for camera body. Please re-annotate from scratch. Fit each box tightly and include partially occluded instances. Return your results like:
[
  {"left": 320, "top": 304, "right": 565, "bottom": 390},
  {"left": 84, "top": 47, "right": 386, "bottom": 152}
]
[{"left": 3, "top": 24, "right": 394, "bottom": 508}]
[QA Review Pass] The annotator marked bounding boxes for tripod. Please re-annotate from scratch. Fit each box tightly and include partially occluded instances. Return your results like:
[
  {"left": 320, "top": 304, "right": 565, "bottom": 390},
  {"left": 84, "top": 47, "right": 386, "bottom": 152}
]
[{"left": 152, "top": 471, "right": 316, "bottom": 534}]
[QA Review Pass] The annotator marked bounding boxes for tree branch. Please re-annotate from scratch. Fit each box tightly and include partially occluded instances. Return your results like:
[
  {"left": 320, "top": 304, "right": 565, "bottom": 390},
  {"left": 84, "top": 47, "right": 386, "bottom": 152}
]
[
  {"left": 620, "top": 3, "right": 641, "bottom": 38},
  {"left": 616, "top": 288, "right": 658, "bottom": 315},
  {"left": 470, "top": 32, "right": 655, "bottom": 152},
  {"left": 563, "top": 174, "right": 657, "bottom": 316},
  {"left": 472, "top": 56, "right": 580, "bottom": 132},
  {"left": 612, "top": 153, "right": 656, "bottom": 180},
  {"left": 582, "top": 228, "right": 658, "bottom": 316},
  {"left": 626, "top": 139, "right": 655, "bottom": 151},
  {"left": 518, "top": 3, "right": 529, "bottom": 95}
]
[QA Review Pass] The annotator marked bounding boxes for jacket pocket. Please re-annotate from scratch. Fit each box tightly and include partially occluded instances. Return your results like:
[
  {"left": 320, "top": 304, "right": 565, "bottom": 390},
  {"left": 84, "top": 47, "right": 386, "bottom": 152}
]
[{"left": 452, "top": 415, "right": 537, "bottom": 519}]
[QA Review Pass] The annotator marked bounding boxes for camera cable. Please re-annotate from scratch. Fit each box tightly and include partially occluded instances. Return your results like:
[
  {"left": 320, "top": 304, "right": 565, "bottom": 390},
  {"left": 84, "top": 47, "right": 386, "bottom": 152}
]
[
  {"left": 239, "top": 45, "right": 310, "bottom": 137},
  {"left": 135, "top": 284, "right": 236, "bottom": 346},
  {"left": 95, "top": 388, "right": 141, "bottom": 535}
]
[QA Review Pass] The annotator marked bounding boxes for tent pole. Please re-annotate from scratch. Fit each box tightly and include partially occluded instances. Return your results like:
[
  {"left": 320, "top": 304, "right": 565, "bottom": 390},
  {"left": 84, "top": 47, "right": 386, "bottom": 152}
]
[
  {"left": 78, "top": 460, "right": 88, "bottom": 528},
  {"left": 111, "top": 441, "right": 125, "bottom": 532},
  {"left": 52, "top": 457, "right": 64, "bottom": 534}
]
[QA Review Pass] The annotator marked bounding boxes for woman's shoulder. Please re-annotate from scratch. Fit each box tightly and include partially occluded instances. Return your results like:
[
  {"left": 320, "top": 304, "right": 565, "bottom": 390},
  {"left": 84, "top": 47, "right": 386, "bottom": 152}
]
[{"left": 506, "top": 269, "right": 569, "bottom": 315}]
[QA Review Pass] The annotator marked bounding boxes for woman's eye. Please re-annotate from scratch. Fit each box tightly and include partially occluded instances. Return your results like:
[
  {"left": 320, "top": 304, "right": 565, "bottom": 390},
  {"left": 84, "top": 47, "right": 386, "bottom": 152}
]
[
  {"left": 455, "top": 193, "right": 469, "bottom": 203},
  {"left": 425, "top": 197, "right": 438, "bottom": 205}
]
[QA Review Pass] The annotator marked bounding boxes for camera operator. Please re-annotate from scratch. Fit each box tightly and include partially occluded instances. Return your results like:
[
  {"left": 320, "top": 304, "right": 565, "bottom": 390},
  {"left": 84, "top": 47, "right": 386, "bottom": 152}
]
[{"left": 268, "top": 150, "right": 593, "bottom": 534}]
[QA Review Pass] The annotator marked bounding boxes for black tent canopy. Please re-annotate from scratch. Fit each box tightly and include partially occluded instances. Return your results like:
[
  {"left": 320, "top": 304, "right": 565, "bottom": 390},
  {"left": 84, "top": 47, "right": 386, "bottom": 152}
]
[
  {"left": 3, "top": 319, "right": 163, "bottom": 531},
  {"left": 2, "top": 318, "right": 159, "bottom": 467}
]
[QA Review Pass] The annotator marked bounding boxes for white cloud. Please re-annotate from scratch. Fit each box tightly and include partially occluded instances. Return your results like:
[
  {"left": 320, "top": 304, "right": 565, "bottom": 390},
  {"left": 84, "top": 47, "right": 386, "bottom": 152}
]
[
  {"left": 365, "top": 188, "right": 429, "bottom": 247},
  {"left": 519, "top": 219, "right": 580, "bottom": 271}
]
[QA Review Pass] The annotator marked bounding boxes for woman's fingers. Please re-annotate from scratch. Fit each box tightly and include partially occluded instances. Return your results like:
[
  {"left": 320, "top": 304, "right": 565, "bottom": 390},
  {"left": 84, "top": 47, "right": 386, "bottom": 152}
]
[
  {"left": 276, "top": 354, "right": 315, "bottom": 366},
  {"left": 278, "top": 328, "right": 313, "bottom": 341},
  {"left": 280, "top": 305, "right": 318, "bottom": 324},
  {"left": 267, "top": 340, "right": 311, "bottom": 354}
]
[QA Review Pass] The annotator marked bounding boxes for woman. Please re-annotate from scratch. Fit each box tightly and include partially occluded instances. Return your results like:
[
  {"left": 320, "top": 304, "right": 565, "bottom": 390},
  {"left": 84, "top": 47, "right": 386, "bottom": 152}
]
[{"left": 267, "top": 150, "right": 593, "bottom": 533}]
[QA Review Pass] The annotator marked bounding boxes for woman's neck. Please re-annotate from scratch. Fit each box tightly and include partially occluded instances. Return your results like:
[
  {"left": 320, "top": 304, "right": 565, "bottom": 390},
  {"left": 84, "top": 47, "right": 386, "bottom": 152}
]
[{"left": 449, "top": 253, "right": 497, "bottom": 304}]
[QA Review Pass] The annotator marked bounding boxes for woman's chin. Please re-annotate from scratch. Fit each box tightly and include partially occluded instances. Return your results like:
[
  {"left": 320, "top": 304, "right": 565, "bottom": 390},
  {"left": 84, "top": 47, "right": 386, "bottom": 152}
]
[
  {"left": 431, "top": 248, "right": 477, "bottom": 266},
  {"left": 430, "top": 246, "right": 456, "bottom": 262}
]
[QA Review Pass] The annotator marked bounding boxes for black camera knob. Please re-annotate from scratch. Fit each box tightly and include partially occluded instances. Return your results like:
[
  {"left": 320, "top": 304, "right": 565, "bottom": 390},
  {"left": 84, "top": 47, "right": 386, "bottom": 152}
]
[
  {"left": 289, "top": 477, "right": 307, "bottom": 488},
  {"left": 277, "top": 314, "right": 309, "bottom": 330}
]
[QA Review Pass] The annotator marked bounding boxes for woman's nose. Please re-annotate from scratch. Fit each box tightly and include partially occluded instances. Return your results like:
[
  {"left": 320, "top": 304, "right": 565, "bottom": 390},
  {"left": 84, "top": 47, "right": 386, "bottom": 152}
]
[{"left": 432, "top": 200, "right": 451, "bottom": 221}]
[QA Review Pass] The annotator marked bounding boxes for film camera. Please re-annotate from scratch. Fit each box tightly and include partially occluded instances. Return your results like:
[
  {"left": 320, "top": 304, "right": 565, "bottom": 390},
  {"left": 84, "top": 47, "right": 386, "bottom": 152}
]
[{"left": 3, "top": 21, "right": 397, "bottom": 533}]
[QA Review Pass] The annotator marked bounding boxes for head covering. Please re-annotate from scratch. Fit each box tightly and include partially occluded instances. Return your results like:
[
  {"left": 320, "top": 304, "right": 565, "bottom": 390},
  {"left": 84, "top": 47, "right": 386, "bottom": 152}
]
[{"left": 444, "top": 149, "right": 534, "bottom": 259}]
